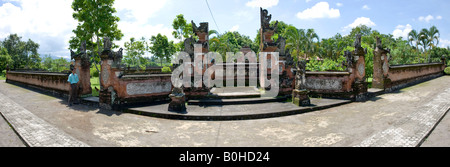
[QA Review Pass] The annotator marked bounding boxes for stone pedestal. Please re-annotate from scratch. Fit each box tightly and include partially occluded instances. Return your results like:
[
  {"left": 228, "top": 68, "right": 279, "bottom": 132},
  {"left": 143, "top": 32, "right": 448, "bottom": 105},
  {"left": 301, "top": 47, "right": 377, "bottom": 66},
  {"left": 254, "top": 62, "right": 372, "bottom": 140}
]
[
  {"left": 292, "top": 89, "right": 310, "bottom": 106},
  {"left": 353, "top": 81, "right": 368, "bottom": 102},
  {"left": 168, "top": 88, "right": 186, "bottom": 112}
]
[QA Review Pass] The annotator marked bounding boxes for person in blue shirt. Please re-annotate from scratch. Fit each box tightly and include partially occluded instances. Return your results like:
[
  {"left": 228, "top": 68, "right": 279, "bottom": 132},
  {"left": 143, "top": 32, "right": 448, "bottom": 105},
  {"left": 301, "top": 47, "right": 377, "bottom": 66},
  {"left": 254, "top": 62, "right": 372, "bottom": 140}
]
[{"left": 68, "top": 67, "right": 79, "bottom": 106}]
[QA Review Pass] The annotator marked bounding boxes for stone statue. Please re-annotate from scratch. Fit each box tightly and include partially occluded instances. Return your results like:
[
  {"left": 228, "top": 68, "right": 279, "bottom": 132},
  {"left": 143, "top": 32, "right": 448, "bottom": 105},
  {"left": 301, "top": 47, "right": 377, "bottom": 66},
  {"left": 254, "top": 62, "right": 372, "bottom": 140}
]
[
  {"left": 354, "top": 34, "right": 362, "bottom": 49},
  {"left": 345, "top": 50, "right": 353, "bottom": 70},
  {"left": 192, "top": 21, "right": 208, "bottom": 34},
  {"left": 260, "top": 7, "right": 277, "bottom": 31},
  {"left": 184, "top": 37, "right": 195, "bottom": 55},
  {"left": 276, "top": 36, "right": 286, "bottom": 56},
  {"left": 70, "top": 49, "right": 76, "bottom": 60},
  {"left": 103, "top": 37, "right": 112, "bottom": 51},
  {"left": 79, "top": 40, "right": 86, "bottom": 55}
]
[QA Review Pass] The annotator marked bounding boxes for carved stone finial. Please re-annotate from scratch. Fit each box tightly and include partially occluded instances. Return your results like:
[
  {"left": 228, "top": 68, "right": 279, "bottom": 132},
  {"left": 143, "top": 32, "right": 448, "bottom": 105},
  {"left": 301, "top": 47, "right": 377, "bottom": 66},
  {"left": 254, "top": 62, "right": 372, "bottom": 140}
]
[
  {"left": 192, "top": 21, "right": 208, "bottom": 34},
  {"left": 354, "top": 34, "right": 362, "bottom": 49},
  {"left": 184, "top": 37, "right": 195, "bottom": 55},
  {"left": 103, "top": 37, "right": 112, "bottom": 51},
  {"left": 79, "top": 40, "right": 86, "bottom": 54},
  {"left": 376, "top": 36, "right": 382, "bottom": 50},
  {"left": 260, "top": 7, "right": 277, "bottom": 32}
]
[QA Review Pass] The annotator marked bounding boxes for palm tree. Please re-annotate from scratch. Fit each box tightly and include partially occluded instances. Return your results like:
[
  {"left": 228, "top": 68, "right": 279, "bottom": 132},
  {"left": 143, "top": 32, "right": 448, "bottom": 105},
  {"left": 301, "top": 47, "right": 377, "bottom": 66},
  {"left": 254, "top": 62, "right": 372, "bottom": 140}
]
[
  {"left": 304, "top": 29, "right": 320, "bottom": 58},
  {"left": 284, "top": 25, "right": 306, "bottom": 60},
  {"left": 408, "top": 29, "right": 420, "bottom": 50},
  {"left": 419, "top": 26, "right": 440, "bottom": 62},
  {"left": 428, "top": 26, "right": 440, "bottom": 49}
]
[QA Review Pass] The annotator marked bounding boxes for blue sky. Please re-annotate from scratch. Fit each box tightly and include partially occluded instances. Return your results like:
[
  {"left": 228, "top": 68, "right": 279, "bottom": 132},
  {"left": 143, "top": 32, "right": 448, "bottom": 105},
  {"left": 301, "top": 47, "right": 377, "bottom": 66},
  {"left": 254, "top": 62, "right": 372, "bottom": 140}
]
[{"left": 1, "top": 0, "right": 449, "bottom": 59}]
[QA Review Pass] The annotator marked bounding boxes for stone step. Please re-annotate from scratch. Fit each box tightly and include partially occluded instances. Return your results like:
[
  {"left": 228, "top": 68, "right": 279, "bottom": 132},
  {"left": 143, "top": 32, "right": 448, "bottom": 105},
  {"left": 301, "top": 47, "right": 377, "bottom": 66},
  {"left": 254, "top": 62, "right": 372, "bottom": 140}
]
[{"left": 188, "top": 96, "right": 286, "bottom": 105}]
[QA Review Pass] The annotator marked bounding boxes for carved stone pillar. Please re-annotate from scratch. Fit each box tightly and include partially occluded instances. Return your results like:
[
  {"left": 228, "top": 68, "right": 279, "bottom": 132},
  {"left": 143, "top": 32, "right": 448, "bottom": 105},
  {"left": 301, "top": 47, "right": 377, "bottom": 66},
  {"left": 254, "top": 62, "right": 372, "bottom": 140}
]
[
  {"left": 98, "top": 38, "right": 123, "bottom": 109},
  {"left": 292, "top": 60, "right": 310, "bottom": 106},
  {"left": 180, "top": 21, "right": 211, "bottom": 99},
  {"left": 372, "top": 37, "right": 390, "bottom": 89},
  {"left": 70, "top": 41, "right": 92, "bottom": 96},
  {"left": 351, "top": 34, "right": 368, "bottom": 101}
]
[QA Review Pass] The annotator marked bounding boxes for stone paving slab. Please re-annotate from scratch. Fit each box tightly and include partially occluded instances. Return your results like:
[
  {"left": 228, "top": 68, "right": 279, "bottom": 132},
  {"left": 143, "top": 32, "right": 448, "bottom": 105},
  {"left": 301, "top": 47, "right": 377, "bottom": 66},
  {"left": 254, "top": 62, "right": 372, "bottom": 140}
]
[
  {"left": 0, "top": 91, "right": 89, "bottom": 147},
  {"left": 356, "top": 86, "right": 450, "bottom": 147}
]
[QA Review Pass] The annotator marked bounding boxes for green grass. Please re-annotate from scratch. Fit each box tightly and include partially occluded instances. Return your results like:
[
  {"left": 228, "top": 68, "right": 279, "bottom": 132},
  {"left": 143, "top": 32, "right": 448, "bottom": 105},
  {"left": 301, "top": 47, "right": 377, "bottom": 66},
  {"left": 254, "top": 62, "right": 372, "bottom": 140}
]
[
  {"left": 367, "top": 77, "right": 373, "bottom": 88},
  {"left": 0, "top": 75, "right": 5, "bottom": 80},
  {"left": 91, "top": 77, "right": 100, "bottom": 97}
]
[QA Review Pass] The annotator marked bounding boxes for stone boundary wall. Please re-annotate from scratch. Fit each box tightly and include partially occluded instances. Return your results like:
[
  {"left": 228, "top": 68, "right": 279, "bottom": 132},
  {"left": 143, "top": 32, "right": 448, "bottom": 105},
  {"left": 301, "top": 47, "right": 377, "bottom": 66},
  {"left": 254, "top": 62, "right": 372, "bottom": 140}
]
[
  {"left": 304, "top": 71, "right": 356, "bottom": 99},
  {"left": 6, "top": 71, "right": 71, "bottom": 95},
  {"left": 99, "top": 49, "right": 173, "bottom": 110},
  {"left": 385, "top": 63, "right": 446, "bottom": 92},
  {"left": 372, "top": 37, "right": 447, "bottom": 92}
]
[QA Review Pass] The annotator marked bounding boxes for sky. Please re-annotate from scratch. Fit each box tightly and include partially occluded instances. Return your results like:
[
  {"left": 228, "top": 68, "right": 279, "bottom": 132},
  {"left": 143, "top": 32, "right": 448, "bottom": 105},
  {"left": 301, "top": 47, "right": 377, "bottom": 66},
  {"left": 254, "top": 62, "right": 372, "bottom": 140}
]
[{"left": 0, "top": 0, "right": 449, "bottom": 60}]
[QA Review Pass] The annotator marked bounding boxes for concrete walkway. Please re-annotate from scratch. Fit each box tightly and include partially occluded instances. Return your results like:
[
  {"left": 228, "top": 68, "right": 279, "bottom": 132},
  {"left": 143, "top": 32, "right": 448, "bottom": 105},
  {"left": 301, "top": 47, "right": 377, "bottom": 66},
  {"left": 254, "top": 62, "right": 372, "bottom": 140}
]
[{"left": 0, "top": 76, "right": 449, "bottom": 147}]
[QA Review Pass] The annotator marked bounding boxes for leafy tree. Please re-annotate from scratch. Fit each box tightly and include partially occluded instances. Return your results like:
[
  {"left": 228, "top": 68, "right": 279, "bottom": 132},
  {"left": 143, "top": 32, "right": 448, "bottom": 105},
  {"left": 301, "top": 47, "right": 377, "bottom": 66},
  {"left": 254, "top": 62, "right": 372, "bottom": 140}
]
[
  {"left": 172, "top": 14, "right": 195, "bottom": 52},
  {"left": 172, "top": 14, "right": 194, "bottom": 42},
  {"left": 149, "top": 33, "right": 176, "bottom": 66},
  {"left": 1, "top": 34, "right": 40, "bottom": 69},
  {"left": 123, "top": 37, "right": 148, "bottom": 68},
  {"left": 69, "top": 0, "right": 123, "bottom": 74},
  {"left": 0, "top": 47, "right": 12, "bottom": 72},
  {"left": 41, "top": 54, "right": 54, "bottom": 71}
]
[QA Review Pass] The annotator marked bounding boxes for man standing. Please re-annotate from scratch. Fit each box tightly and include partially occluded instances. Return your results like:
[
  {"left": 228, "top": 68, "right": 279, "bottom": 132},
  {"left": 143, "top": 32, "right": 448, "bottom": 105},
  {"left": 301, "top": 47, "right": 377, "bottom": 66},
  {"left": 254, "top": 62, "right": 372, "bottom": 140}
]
[{"left": 68, "top": 66, "right": 79, "bottom": 106}]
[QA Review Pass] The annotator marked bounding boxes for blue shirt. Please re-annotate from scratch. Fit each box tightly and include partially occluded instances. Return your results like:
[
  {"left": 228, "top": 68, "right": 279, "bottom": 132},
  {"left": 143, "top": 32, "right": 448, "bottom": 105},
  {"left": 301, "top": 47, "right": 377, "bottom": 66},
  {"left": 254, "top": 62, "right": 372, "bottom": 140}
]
[{"left": 68, "top": 73, "right": 79, "bottom": 84}]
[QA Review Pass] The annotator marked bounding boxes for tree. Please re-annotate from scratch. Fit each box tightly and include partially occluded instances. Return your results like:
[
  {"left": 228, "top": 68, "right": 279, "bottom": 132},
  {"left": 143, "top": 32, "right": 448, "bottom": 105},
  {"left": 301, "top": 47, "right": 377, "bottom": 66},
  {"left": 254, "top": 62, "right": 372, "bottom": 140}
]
[
  {"left": 172, "top": 14, "right": 194, "bottom": 52},
  {"left": 149, "top": 33, "right": 176, "bottom": 66},
  {"left": 69, "top": 0, "right": 123, "bottom": 73},
  {"left": 172, "top": 14, "right": 194, "bottom": 42},
  {"left": 284, "top": 25, "right": 305, "bottom": 60},
  {"left": 41, "top": 54, "right": 54, "bottom": 71},
  {"left": 123, "top": 37, "right": 148, "bottom": 68},
  {"left": 1, "top": 34, "right": 40, "bottom": 69},
  {"left": 304, "top": 28, "right": 320, "bottom": 58},
  {"left": 408, "top": 29, "right": 420, "bottom": 50},
  {"left": 0, "top": 47, "right": 12, "bottom": 72}
]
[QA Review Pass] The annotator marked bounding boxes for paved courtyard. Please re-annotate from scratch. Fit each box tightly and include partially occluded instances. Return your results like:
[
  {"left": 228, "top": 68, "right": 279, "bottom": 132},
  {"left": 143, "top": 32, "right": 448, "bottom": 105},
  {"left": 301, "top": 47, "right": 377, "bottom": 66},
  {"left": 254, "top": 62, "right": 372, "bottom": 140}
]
[{"left": 0, "top": 76, "right": 449, "bottom": 147}]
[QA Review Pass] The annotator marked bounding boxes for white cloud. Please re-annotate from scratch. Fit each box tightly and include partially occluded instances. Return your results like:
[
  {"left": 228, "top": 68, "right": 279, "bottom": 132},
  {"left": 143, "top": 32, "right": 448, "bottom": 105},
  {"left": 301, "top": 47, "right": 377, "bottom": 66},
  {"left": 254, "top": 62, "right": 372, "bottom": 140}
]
[
  {"left": 296, "top": 2, "right": 340, "bottom": 20},
  {"left": 114, "top": 0, "right": 167, "bottom": 24},
  {"left": 341, "top": 17, "right": 376, "bottom": 33},
  {"left": 114, "top": 0, "right": 172, "bottom": 54},
  {"left": 246, "top": 0, "right": 279, "bottom": 8},
  {"left": 439, "top": 39, "right": 450, "bottom": 48},
  {"left": 0, "top": 0, "right": 171, "bottom": 59},
  {"left": 418, "top": 15, "right": 442, "bottom": 23},
  {"left": 343, "top": 17, "right": 376, "bottom": 31},
  {"left": 392, "top": 24, "right": 413, "bottom": 39},
  {"left": 0, "top": 0, "right": 77, "bottom": 59},
  {"left": 362, "top": 5, "right": 370, "bottom": 10},
  {"left": 230, "top": 25, "right": 240, "bottom": 32},
  {"left": 336, "top": 3, "right": 343, "bottom": 7}
]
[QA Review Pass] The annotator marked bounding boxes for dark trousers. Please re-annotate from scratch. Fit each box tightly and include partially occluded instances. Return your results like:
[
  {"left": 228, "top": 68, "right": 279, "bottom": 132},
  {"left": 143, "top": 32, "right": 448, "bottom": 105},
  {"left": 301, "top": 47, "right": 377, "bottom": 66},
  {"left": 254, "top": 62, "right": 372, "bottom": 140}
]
[{"left": 68, "top": 83, "right": 78, "bottom": 105}]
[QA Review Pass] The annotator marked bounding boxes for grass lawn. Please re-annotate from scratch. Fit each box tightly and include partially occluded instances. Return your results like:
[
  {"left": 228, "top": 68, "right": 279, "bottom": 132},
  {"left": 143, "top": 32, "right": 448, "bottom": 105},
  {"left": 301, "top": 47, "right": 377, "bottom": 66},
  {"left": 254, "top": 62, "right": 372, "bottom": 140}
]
[
  {"left": 91, "top": 77, "right": 100, "bottom": 97},
  {"left": 0, "top": 75, "right": 5, "bottom": 80}
]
